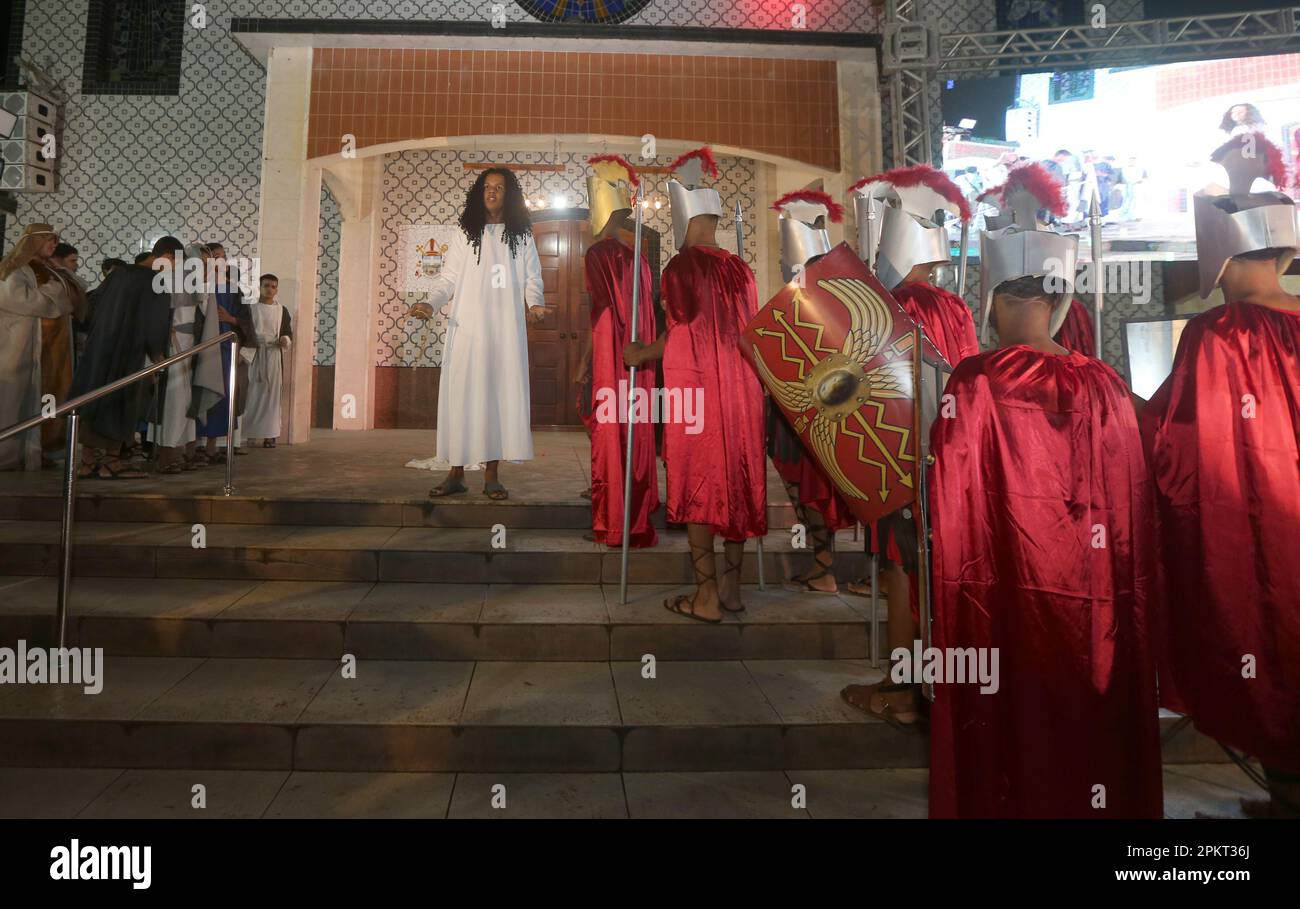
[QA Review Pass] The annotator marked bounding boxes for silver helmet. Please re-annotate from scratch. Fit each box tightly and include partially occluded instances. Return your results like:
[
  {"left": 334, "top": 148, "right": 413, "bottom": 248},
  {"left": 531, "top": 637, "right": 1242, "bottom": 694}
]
[
  {"left": 848, "top": 165, "right": 970, "bottom": 291},
  {"left": 977, "top": 162, "right": 1076, "bottom": 342},
  {"left": 1194, "top": 132, "right": 1298, "bottom": 299},
  {"left": 773, "top": 189, "right": 842, "bottom": 283},
  {"left": 667, "top": 147, "right": 723, "bottom": 249}
]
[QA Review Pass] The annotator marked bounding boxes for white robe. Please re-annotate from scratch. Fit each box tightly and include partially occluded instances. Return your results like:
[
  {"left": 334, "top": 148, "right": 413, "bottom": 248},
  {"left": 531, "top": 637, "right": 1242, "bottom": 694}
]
[
  {"left": 0, "top": 265, "right": 75, "bottom": 470},
  {"left": 146, "top": 293, "right": 199, "bottom": 449},
  {"left": 427, "top": 224, "right": 544, "bottom": 466},
  {"left": 242, "top": 302, "right": 287, "bottom": 439}
]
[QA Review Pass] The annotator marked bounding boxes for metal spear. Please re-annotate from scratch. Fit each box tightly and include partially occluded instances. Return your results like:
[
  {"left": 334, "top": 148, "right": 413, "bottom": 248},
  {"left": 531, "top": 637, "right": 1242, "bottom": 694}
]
[
  {"left": 735, "top": 201, "right": 764, "bottom": 590},
  {"left": 618, "top": 199, "right": 645, "bottom": 605}
]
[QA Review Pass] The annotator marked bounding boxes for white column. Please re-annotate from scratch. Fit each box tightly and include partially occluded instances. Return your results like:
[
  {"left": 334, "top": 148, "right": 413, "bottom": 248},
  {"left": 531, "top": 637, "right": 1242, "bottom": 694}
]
[
  {"left": 327, "top": 157, "right": 384, "bottom": 430},
  {"left": 256, "top": 46, "right": 318, "bottom": 445},
  {"left": 838, "top": 58, "right": 882, "bottom": 250}
]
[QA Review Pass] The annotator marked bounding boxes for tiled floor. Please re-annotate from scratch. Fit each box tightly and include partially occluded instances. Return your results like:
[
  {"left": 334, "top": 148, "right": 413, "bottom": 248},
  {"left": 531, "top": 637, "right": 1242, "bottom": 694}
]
[
  {"left": 0, "top": 429, "right": 797, "bottom": 507},
  {"left": 0, "top": 764, "right": 1264, "bottom": 819}
]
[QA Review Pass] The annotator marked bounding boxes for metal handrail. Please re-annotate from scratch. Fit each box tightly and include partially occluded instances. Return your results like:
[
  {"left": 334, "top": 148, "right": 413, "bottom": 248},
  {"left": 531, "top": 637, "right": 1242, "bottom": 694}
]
[{"left": 0, "top": 327, "right": 242, "bottom": 647}]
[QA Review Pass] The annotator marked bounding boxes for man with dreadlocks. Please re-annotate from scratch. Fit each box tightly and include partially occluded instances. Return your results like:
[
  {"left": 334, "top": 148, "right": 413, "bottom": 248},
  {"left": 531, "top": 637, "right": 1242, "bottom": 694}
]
[{"left": 410, "top": 167, "right": 546, "bottom": 500}]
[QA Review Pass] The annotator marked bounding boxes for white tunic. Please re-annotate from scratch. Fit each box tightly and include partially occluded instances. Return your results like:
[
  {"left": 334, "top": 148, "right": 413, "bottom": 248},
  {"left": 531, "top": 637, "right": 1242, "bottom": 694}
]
[
  {"left": 0, "top": 265, "right": 75, "bottom": 470},
  {"left": 242, "top": 302, "right": 288, "bottom": 440},
  {"left": 428, "top": 224, "right": 544, "bottom": 466},
  {"left": 146, "top": 294, "right": 199, "bottom": 449}
]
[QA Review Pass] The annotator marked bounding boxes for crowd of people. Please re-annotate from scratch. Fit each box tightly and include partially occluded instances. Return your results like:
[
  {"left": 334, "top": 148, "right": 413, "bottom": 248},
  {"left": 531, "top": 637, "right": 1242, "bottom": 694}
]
[
  {"left": 2, "top": 133, "right": 1295, "bottom": 820},
  {"left": 0, "top": 231, "right": 290, "bottom": 477}
]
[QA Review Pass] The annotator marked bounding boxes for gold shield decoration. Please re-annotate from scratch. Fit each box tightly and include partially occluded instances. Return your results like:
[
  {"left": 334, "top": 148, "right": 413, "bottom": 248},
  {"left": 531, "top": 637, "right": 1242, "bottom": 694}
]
[{"left": 743, "top": 243, "right": 932, "bottom": 524}]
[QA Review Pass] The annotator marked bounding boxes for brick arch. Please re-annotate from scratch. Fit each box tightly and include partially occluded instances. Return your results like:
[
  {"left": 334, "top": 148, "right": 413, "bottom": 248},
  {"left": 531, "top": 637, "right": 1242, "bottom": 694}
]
[{"left": 307, "top": 48, "right": 840, "bottom": 171}]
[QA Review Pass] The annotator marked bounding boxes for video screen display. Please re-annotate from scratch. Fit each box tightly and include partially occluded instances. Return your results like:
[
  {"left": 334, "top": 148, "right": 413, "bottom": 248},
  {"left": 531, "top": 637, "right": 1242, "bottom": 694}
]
[
  {"left": 1124, "top": 315, "right": 1191, "bottom": 399},
  {"left": 942, "top": 53, "right": 1300, "bottom": 259}
]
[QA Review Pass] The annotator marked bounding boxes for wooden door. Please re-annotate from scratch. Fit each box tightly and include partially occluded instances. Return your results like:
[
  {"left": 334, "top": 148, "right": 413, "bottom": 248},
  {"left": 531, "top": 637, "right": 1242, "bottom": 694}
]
[{"left": 528, "top": 215, "right": 661, "bottom": 428}]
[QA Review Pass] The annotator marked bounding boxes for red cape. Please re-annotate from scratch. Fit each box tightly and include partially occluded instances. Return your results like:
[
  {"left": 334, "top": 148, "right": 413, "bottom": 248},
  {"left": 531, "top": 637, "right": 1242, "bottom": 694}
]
[
  {"left": 868, "top": 281, "right": 979, "bottom": 581},
  {"left": 929, "top": 346, "right": 1162, "bottom": 818},
  {"left": 893, "top": 280, "right": 980, "bottom": 367},
  {"left": 1143, "top": 301, "right": 1300, "bottom": 771},
  {"left": 1055, "top": 297, "right": 1097, "bottom": 357},
  {"left": 661, "top": 245, "right": 767, "bottom": 539},
  {"left": 584, "top": 238, "right": 659, "bottom": 548}
]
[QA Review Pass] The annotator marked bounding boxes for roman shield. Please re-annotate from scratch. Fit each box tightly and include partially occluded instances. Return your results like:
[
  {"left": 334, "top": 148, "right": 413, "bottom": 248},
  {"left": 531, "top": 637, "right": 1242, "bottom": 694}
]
[{"left": 743, "top": 242, "right": 947, "bottom": 525}]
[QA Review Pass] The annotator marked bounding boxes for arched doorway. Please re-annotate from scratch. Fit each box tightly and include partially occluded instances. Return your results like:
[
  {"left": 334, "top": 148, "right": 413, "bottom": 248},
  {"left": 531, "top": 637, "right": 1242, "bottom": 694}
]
[{"left": 528, "top": 210, "right": 661, "bottom": 429}]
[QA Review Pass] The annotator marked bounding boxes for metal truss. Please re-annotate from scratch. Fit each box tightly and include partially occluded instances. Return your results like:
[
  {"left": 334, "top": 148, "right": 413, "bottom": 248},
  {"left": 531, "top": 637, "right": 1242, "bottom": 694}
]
[
  {"left": 882, "top": 0, "right": 935, "bottom": 167},
  {"left": 937, "top": 6, "right": 1300, "bottom": 76},
  {"left": 884, "top": 5, "right": 1300, "bottom": 169}
]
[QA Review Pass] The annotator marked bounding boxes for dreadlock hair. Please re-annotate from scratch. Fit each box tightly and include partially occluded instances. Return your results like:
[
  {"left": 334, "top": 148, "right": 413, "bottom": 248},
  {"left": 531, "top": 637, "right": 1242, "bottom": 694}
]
[{"left": 459, "top": 167, "right": 532, "bottom": 263}]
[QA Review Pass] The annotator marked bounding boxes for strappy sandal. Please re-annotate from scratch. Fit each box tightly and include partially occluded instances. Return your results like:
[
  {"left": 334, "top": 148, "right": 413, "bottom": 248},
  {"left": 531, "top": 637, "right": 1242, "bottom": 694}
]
[
  {"left": 263, "top": 439, "right": 276, "bottom": 448},
  {"left": 664, "top": 541, "right": 723, "bottom": 623},
  {"left": 862, "top": 683, "right": 927, "bottom": 734},
  {"left": 721, "top": 544, "right": 747, "bottom": 613},
  {"left": 784, "top": 562, "right": 839, "bottom": 595},
  {"left": 845, "top": 579, "right": 873, "bottom": 596},
  {"left": 483, "top": 480, "right": 508, "bottom": 501},
  {"left": 664, "top": 592, "right": 723, "bottom": 624},
  {"left": 190, "top": 450, "right": 213, "bottom": 466},
  {"left": 77, "top": 453, "right": 103, "bottom": 479},
  {"left": 91, "top": 457, "right": 148, "bottom": 480},
  {"left": 158, "top": 461, "right": 186, "bottom": 475},
  {"left": 429, "top": 474, "right": 468, "bottom": 498}
]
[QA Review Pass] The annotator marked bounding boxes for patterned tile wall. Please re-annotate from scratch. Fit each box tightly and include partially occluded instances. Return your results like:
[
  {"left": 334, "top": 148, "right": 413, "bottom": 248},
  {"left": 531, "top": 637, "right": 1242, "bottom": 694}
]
[
  {"left": 313, "top": 181, "right": 341, "bottom": 365},
  {"left": 377, "top": 147, "right": 757, "bottom": 368},
  {"left": 9, "top": 0, "right": 876, "bottom": 284}
]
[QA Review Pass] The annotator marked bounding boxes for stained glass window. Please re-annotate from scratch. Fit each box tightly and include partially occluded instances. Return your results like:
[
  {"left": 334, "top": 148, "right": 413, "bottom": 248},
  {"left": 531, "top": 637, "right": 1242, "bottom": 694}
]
[{"left": 514, "top": 0, "right": 652, "bottom": 25}]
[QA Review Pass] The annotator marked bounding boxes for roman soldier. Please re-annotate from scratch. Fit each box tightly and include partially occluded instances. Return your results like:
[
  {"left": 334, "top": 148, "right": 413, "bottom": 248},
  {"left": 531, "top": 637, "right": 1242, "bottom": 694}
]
[
  {"left": 623, "top": 147, "right": 767, "bottom": 622},
  {"left": 579, "top": 153, "right": 659, "bottom": 548},
  {"left": 768, "top": 190, "right": 856, "bottom": 594},
  {"left": 851, "top": 164, "right": 979, "bottom": 365},
  {"left": 981, "top": 168, "right": 1096, "bottom": 357},
  {"left": 841, "top": 165, "right": 980, "bottom": 716},
  {"left": 927, "top": 161, "right": 1162, "bottom": 817},
  {"left": 1144, "top": 131, "right": 1300, "bottom": 818}
]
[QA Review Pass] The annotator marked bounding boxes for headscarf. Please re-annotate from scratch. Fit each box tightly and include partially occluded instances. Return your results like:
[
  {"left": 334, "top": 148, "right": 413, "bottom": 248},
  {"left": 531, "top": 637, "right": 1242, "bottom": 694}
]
[{"left": 0, "top": 223, "right": 57, "bottom": 281}]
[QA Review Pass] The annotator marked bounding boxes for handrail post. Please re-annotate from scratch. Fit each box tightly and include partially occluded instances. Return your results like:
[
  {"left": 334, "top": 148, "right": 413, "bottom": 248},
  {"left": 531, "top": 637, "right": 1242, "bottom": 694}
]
[
  {"left": 225, "top": 336, "right": 238, "bottom": 496},
  {"left": 56, "top": 412, "right": 80, "bottom": 648}
]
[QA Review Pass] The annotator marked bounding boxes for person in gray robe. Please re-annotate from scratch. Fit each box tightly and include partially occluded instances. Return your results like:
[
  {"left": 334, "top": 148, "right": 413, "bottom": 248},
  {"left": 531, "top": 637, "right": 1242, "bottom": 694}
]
[{"left": 68, "top": 236, "right": 177, "bottom": 479}]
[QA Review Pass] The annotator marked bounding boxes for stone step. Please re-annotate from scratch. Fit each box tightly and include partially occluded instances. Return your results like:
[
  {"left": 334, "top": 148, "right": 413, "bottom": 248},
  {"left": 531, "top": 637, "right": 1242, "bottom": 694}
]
[
  {"left": 0, "top": 763, "right": 1259, "bottom": 819},
  {"left": 0, "top": 492, "right": 808, "bottom": 531},
  {"left": 0, "top": 655, "right": 1219, "bottom": 774},
  {"left": 0, "top": 521, "right": 871, "bottom": 585},
  {"left": 0, "top": 578, "right": 883, "bottom": 662}
]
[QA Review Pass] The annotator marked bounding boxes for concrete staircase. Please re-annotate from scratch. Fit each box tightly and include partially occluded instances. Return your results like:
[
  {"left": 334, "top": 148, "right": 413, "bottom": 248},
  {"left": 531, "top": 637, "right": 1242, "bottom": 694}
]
[{"left": 0, "top": 482, "right": 1224, "bottom": 811}]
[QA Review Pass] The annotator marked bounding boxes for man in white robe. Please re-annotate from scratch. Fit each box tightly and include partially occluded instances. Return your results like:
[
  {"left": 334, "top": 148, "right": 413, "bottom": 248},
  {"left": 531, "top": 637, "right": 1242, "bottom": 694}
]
[
  {"left": 0, "top": 224, "right": 79, "bottom": 471},
  {"left": 409, "top": 168, "right": 546, "bottom": 500},
  {"left": 241, "top": 274, "right": 292, "bottom": 446}
]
